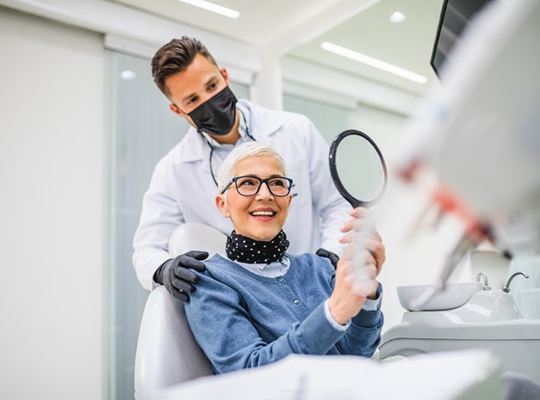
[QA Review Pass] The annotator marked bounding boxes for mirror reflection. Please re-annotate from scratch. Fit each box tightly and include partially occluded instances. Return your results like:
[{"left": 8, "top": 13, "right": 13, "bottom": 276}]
[{"left": 330, "top": 130, "right": 387, "bottom": 207}]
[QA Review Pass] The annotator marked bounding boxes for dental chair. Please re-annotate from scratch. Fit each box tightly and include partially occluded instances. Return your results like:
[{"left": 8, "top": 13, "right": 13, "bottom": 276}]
[{"left": 134, "top": 223, "right": 227, "bottom": 400}]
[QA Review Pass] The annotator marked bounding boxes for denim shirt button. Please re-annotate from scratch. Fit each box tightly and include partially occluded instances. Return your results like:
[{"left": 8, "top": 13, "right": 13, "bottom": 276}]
[{"left": 293, "top": 299, "right": 300, "bottom": 305}]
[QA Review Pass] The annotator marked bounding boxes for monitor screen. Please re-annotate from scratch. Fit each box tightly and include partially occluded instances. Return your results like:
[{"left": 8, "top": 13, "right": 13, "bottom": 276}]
[{"left": 431, "top": 0, "right": 494, "bottom": 76}]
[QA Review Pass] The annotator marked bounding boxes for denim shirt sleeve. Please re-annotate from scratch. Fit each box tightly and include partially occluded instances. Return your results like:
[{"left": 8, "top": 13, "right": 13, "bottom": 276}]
[
  {"left": 184, "top": 271, "right": 347, "bottom": 374},
  {"left": 325, "top": 262, "right": 384, "bottom": 358},
  {"left": 335, "top": 283, "right": 384, "bottom": 357}
]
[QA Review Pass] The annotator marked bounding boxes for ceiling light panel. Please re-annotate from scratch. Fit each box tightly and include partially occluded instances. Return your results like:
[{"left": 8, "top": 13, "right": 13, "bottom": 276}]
[
  {"left": 179, "top": 0, "right": 240, "bottom": 18},
  {"left": 389, "top": 11, "right": 406, "bottom": 23},
  {"left": 321, "top": 41, "right": 427, "bottom": 84}
]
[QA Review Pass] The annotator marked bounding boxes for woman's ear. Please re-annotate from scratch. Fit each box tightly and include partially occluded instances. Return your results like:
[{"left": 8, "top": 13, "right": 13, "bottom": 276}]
[
  {"left": 215, "top": 194, "right": 230, "bottom": 218},
  {"left": 282, "top": 194, "right": 292, "bottom": 218}
]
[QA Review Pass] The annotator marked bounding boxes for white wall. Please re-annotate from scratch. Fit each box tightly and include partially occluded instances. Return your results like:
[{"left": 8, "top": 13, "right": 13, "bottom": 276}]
[{"left": 0, "top": 7, "right": 104, "bottom": 400}]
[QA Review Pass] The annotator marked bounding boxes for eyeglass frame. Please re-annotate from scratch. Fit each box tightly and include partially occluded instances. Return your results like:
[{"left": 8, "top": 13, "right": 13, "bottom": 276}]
[{"left": 220, "top": 175, "right": 294, "bottom": 197}]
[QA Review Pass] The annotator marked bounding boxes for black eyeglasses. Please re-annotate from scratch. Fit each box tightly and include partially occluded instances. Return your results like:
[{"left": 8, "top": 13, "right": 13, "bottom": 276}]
[{"left": 221, "top": 175, "right": 294, "bottom": 197}]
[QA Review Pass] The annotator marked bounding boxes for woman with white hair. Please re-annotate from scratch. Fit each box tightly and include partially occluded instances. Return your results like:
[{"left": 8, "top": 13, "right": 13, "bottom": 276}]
[{"left": 184, "top": 142, "right": 385, "bottom": 374}]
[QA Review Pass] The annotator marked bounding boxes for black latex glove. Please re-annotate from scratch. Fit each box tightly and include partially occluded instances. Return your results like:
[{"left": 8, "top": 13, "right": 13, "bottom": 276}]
[
  {"left": 316, "top": 248, "right": 340, "bottom": 269},
  {"left": 154, "top": 250, "right": 209, "bottom": 303}
]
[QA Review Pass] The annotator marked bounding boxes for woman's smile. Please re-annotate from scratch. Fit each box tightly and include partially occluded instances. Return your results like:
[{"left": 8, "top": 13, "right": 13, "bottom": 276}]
[{"left": 249, "top": 207, "right": 278, "bottom": 221}]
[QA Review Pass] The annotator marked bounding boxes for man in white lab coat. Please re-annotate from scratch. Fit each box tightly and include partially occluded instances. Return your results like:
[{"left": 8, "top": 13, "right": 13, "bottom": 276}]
[{"left": 132, "top": 37, "right": 355, "bottom": 302}]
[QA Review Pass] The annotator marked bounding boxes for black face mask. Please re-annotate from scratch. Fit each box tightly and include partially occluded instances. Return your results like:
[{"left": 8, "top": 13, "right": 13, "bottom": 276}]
[{"left": 188, "top": 86, "right": 237, "bottom": 136}]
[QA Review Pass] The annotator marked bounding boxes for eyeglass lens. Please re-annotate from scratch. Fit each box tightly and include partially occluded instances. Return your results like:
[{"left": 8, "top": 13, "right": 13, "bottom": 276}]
[{"left": 235, "top": 177, "right": 290, "bottom": 196}]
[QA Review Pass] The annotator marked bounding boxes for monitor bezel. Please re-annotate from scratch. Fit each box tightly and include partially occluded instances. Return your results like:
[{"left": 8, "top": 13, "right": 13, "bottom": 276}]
[{"left": 430, "top": 0, "right": 449, "bottom": 77}]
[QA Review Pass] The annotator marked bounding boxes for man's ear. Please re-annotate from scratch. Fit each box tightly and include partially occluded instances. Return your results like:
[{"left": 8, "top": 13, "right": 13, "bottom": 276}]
[
  {"left": 215, "top": 194, "right": 230, "bottom": 218},
  {"left": 169, "top": 102, "right": 184, "bottom": 116},
  {"left": 220, "top": 67, "right": 230, "bottom": 85}
]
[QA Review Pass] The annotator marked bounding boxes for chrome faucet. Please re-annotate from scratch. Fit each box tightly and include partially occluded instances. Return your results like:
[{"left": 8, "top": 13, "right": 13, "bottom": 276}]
[
  {"left": 502, "top": 272, "right": 530, "bottom": 293},
  {"left": 476, "top": 272, "right": 491, "bottom": 290}
]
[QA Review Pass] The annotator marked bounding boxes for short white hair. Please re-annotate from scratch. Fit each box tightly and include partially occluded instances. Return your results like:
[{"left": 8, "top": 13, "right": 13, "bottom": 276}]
[{"left": 217, "top": 142, "right": 287, "bottom": 193}]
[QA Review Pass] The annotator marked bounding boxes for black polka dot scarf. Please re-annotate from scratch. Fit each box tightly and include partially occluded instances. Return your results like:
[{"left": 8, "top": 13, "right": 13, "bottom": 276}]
[{"left": 225, "top": 230, "right": 289, "bottom": 264}]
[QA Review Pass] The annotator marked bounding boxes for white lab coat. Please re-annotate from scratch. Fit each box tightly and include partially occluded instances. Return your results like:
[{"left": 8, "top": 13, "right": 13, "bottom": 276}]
[{"left": 133, "top": 100, "right": 351, "bottom": 290}]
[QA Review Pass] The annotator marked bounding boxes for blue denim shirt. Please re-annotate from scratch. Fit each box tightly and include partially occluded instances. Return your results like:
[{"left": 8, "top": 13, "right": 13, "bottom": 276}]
[{"left": 185, "top": 253, "right": 383, "bottom": 374}]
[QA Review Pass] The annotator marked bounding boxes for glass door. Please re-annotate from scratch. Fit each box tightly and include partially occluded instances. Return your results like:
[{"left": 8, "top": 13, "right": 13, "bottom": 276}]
[{"left": 106, "top": 50, "right": 249, "bottom": 399}]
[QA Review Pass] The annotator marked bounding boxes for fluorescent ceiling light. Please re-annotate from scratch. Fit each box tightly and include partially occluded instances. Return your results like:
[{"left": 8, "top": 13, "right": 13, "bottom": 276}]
[
  {"left": 180, "top": 0, "right": 240, "bottom": 18},
  {"left": 389, "top": 11, "right": 406, "bottom": 23},
  {"left": 321, "top": 41, "right": 427, "bottom": 84}
]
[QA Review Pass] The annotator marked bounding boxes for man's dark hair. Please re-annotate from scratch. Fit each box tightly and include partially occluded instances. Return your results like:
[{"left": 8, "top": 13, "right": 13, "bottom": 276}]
[{"left": 151, "top": 37, "right": 218, "bottom": 97}]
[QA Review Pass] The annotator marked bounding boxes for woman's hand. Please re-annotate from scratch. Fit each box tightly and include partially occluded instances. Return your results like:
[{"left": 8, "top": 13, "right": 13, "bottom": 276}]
[
  {"left": 328, "top": 256, "right": 377, "bottom": 325},
  {"left": 339, "top": 207, "right": 386, "bottom": 278},
  {"left": 328, "top": 208, "right": 384, "bottom": 324}
]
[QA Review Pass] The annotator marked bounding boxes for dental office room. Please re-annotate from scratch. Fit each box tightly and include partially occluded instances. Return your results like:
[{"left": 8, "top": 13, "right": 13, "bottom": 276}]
[{"left": 1, "top": 0, "right": 539, "bottom": 398}]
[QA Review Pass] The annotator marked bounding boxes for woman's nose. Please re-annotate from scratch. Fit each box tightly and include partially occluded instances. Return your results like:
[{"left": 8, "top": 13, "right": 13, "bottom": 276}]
[{"left": 256, "top": 182, "right": 274, "bottom": 200}]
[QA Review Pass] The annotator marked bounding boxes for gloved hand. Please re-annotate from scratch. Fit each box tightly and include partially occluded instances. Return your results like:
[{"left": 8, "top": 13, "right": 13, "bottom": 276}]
[
  {"left": 316, "top": 248, "right": 340, "bottom": 269},
  {"left": 154, "top": 250, "right": 209, "bottom": 303}
]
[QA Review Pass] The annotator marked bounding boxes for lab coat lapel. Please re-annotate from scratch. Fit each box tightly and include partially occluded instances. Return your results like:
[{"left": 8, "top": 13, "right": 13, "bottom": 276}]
[
  {"left": 244, "top": 101, "right": 283, "bottom": 139},
  {"left": 178, "top": 127, "right": 212, "bottom": 175}
]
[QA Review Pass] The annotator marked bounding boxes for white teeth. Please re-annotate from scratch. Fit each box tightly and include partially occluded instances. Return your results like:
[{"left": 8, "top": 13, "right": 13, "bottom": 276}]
[{"left": 251, "top": 211, "right": 275, "bottom": 216}]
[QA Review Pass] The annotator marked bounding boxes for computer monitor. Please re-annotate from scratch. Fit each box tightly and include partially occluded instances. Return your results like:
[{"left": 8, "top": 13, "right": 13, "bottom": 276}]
[{"left": 430, "top": 0, "right": 493, "bottom": 76}]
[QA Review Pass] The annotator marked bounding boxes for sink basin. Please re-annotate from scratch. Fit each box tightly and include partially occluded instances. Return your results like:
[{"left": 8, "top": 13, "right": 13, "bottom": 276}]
[{"left": 398, "top": 282, "right": 483, "bottom": 311}]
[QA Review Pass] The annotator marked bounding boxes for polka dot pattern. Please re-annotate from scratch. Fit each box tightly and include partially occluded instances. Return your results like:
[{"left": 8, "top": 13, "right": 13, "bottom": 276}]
[{"left": 226, "top": 230, "right": 289, "bottom": 264}]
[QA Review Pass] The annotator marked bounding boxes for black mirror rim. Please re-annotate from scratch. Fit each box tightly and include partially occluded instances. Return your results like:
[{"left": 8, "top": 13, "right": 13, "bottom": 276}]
[{"left": 329, "top": 129, "right": 388, "bottom": 208}]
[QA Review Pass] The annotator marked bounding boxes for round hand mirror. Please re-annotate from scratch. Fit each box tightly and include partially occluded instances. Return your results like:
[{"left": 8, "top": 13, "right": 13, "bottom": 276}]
[{"left": 329, "top": 130, "right": 388, "bottom": 208}]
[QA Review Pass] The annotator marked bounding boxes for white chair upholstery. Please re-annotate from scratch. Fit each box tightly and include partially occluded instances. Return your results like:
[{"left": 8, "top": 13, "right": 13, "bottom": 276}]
[{"left": 134, "top": 223, "right": 227, "bottom": 399}]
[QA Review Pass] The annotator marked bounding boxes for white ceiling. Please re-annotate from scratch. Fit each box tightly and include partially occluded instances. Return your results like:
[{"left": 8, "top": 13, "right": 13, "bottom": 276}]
[{"left": 113, "top": 0, "right": 444, "bottom": 94}]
